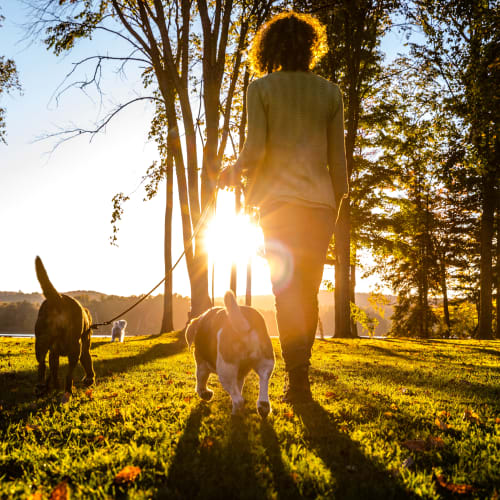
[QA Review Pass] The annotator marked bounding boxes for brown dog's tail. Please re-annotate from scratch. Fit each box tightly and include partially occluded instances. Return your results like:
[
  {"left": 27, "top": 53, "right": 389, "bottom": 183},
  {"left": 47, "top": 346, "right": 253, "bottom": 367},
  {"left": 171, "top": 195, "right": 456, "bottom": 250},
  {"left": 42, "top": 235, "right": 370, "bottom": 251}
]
[
  {"left": 35, "top": 256, "right": 62, "bottom": 303},
  {"left": 224, "top": 290, "right": 251, "bottom": 334}
]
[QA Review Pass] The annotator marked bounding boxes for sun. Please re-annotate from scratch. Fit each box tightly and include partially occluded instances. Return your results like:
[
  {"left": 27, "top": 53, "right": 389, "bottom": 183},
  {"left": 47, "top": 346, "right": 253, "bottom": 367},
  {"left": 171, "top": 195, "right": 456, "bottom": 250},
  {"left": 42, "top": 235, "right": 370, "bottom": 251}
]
[{"left": 205, "top": 189, "right": 264, "bottom": 263}]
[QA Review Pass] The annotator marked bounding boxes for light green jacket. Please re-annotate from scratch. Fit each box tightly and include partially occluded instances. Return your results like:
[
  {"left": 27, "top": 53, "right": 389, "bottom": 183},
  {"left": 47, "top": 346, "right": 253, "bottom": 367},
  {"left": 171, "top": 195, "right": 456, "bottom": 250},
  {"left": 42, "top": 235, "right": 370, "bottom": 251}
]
[{"left": 235, "top": 70, "right": 349, "bottom": 210}]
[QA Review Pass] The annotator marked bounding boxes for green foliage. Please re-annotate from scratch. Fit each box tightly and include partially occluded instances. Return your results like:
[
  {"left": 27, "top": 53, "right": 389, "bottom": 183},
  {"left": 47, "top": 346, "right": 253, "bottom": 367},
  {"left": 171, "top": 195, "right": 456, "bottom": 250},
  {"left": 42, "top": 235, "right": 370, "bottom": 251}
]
[
  {"left": 350, "top": 302, "right": 378, "bottom": 337},
  {"left": 0, "top": 12, "right": 22, "bottom": 145},
  {"left": 1, "top": 334, "right": 499, "bottom": 498}
]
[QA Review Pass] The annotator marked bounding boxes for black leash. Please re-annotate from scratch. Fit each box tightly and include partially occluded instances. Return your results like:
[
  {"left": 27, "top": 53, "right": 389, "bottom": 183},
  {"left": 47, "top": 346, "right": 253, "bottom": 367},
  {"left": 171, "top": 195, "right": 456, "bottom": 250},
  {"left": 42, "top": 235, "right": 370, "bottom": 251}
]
[{"left": 88, "top": 188, "right": 217, "bottom": 333}]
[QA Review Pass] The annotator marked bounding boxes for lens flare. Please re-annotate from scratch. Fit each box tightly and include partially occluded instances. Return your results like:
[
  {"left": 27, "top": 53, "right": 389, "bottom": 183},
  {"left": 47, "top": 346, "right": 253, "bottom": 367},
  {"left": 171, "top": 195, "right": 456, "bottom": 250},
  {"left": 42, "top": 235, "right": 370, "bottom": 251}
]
[{"left": 205, "top": 190, "right": 264, "bottom": 264}]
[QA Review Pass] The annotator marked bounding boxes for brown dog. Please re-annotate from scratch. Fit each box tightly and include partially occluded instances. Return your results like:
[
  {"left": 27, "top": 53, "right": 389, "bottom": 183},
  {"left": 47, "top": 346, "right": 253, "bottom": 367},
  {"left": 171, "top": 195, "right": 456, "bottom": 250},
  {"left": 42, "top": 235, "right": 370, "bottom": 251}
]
[
  {"left": 186, "top": 290, "right": 275, "bottom": 417},
  {"left": 34, "top": 256, "right": 95, "bottom": 396}
]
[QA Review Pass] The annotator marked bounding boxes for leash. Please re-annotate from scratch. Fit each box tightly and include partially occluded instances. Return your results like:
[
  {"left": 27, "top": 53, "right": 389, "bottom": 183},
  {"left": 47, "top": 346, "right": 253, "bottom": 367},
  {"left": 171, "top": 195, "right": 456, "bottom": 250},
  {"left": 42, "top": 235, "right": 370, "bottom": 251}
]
[{"left": 88, "top": 186, "right": 218, "bottom": 332}]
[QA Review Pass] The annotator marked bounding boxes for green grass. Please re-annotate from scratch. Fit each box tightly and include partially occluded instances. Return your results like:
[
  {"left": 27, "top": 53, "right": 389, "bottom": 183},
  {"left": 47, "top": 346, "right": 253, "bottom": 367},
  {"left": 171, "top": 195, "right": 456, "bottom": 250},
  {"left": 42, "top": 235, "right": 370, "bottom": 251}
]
[{"left": 0, "top": 333, "right": 499, "bottom": 499}]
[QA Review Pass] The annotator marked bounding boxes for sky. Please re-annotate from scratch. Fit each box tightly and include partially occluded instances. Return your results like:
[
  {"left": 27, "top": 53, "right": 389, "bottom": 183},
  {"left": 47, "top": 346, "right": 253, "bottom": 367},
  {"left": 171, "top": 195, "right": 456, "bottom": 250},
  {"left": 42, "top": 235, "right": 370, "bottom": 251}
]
[{"left": 1, "top": 1, "right": 404, "bottom": 299}]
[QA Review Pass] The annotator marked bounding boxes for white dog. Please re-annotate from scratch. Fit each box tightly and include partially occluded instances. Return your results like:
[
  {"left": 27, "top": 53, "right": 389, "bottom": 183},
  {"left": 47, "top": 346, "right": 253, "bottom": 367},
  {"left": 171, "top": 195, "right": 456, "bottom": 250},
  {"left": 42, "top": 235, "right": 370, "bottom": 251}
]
[
  {"left": 185, "top": 290, "right": 275, "bottom": 417},
  {"left": 111, "top": 320, "right": 127, "bottom": 343}
]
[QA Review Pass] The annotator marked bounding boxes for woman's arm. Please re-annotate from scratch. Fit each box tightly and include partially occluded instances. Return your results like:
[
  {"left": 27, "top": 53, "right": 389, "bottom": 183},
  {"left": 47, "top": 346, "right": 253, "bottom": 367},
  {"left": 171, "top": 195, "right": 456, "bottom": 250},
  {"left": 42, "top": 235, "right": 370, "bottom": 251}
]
[
  {"left": 328, "top": 85, "right": 349, "bottom": 207},
  {"left": 219, "top": 80, "right": 267, "bottom": 187}
]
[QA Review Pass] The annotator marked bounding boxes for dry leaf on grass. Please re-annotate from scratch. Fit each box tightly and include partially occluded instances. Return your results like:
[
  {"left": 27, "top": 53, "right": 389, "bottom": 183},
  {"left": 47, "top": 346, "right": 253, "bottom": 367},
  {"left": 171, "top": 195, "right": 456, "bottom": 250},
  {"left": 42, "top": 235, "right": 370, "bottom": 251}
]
[
  {"left": 463, "top": 409, "right": 480, "bottom": 424},
  {"left": 495, "top": 417, "right": 500, "bottom": 425},
  {"left": 27, "top": 491, "right": 43, "bottom": 500},
  {"left": 103, "top": 392, "right": 118, "bottom": 400},
  {"left": 49, "top": 480, "right": 70, "bottom": 500},
  {"left": 25, "top": 424, "right": 41, "bottom": 432},
  {"left": 283, "top": 409, "right": 294, "bottom": 420},
  {"left": 324, "top": 391, "right": 338, "bottom": 399},
  {"left": 435, "top": 417, "right": 449, "bottom": 430},
  {"left": 390, "top": 403, "right": 399, "bottom": 411},
  {"left": 402, "top": 436, "right": 445, "bottom": 452},
  {"left": 383, "top": 411, "right": 394, "bottom": 417},
  {"left": 200, "top": 437, "right": 214, "bottom": 449},
  {"left": 435, "top": 474, "right": 476, "bottom": 495},
  {"left": 84, "top": 389, "right": 93, "bottom": 400},
  {"left": 436, "top": 410, "right": 450, "bottom": 419},
  {"left": 114, "top": 466, "right": 141, "bottom": 485}
]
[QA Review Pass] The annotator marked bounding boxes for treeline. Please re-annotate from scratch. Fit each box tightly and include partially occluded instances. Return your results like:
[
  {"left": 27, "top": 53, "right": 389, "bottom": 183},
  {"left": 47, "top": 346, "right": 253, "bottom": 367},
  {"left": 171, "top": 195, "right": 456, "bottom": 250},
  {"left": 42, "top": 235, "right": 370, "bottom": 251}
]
[
  {"left": 0, "top": 293, "right": 191, "bottom": 335},
  {"left": 11, "top": 1, "right": 498, "bottom": 339}
]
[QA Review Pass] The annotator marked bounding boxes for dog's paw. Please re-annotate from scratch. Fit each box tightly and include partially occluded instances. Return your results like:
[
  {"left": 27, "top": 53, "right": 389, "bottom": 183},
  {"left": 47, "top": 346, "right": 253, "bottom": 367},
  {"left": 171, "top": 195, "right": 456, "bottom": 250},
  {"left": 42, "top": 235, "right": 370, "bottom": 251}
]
[
  {"left": 82, "top": 376, "right": 95, "bottom": 387},
  {"left": 257, "top": 401, "right": 271, "bottom": 419},
  {"left": 199, "top": 389, "right": 213, "bottom": 401}
]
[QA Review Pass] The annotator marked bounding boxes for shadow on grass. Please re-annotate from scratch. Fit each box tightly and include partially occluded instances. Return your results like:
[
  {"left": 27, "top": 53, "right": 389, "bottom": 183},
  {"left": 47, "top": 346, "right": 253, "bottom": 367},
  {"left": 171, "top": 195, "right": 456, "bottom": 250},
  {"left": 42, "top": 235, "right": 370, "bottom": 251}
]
[
  {"left": 159, "top": 405, "right": 268, "bottom": 499},
  {"left": 293, "top": 401, "right": 414, "bottom": 500},
  {"left": 0, "top": 332, "right": 187, "bottom": 425}
]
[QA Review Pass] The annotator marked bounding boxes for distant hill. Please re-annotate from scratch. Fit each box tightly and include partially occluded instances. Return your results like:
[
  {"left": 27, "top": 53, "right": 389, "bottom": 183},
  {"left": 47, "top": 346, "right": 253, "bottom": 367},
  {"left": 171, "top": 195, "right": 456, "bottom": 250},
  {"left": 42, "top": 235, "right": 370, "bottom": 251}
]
[{"left": 1, "top": 290, "right": 394, "bottom": 336}]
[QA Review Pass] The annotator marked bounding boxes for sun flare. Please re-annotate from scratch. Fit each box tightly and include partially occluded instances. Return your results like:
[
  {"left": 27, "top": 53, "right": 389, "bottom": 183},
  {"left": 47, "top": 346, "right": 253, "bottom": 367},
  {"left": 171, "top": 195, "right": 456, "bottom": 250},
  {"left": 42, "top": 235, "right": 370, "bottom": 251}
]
[{"left": 205, "top": 189, "right": 264, "bottom": 264}]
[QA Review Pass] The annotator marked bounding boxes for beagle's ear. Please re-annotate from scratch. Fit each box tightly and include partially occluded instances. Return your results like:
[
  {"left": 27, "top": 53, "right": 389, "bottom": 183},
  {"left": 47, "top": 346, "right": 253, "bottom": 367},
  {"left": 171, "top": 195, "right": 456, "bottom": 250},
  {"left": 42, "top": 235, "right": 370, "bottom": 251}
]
[{"left": 185, "top": 317, "right": 200, "bottom": 348}]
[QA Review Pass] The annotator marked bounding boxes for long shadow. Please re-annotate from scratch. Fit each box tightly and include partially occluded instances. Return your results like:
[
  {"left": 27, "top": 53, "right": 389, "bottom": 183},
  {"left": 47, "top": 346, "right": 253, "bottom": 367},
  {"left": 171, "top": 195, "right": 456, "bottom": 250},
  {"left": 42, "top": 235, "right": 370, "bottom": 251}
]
[
  {"left": 0, "top": 332, "right": 187, "bottom": 426},
  {"left": 260, "top": 420, "right": 303, "bottom": 499},
  {"left": 471, "top": 347, "right": 500, "bottom": 357},
  {"left": 293, "top": 401, "right": 414, "bottom": 499},
  {"left": 159, "top": 406, "right": 267, "bottom": 499},
  {"left": 350, "top": 360, "right": 500, "bottom": 403}
]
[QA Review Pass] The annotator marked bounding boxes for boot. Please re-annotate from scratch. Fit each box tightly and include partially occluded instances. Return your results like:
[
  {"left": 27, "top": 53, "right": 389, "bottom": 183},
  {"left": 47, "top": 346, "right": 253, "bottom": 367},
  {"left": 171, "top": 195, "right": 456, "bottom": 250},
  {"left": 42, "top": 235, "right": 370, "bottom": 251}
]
[{"left": 282, "top": 364, "right": 313, "bottom": 404}]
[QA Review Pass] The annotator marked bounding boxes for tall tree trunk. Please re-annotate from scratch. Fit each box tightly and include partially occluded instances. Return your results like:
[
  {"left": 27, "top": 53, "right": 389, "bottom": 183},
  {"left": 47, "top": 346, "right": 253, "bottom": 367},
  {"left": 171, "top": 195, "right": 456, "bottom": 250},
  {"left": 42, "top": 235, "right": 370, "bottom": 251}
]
[
  {"left": 350, "top": 254, "right": 358, "bottom": 337},
  {"left": 496, "top": 188, "right": 500, "bottom": 339},
  {"left": 477, "top": 172, "right": 495, "bottom": 339},
  {"left": 334, "top": 198, "right": 353, "bottom": 337},
  {"left": 439, "top": 255, "right": 451, "bottom": 338},
  {"left": 161, "top": 150, "right": 174, "bottom": 333}
]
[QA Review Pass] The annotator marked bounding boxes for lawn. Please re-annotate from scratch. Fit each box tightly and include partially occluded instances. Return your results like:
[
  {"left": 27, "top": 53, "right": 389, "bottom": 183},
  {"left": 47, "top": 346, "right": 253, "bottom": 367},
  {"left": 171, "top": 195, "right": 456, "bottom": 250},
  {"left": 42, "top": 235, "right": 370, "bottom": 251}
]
[{"left": 0, "top": 333, "right": 499, "bottom": 499}]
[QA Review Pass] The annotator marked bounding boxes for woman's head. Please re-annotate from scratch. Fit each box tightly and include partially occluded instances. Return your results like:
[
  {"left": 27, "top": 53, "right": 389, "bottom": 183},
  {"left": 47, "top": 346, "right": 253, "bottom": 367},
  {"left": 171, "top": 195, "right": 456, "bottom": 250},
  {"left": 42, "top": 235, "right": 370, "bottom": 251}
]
[{"left": 248, "top": 11, "right": 327, "bottom": 76}]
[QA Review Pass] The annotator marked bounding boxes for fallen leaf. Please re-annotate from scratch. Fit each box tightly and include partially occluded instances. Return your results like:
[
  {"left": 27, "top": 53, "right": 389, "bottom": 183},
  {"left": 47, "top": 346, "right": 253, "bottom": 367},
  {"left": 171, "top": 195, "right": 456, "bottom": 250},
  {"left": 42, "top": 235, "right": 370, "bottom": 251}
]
[
  {"left": 390, "top": 403, "right": 399, "bottom": 411},
  {"left": 183, "top": 397, "right": 192, "bottom": 403},
  {"left": 495, "top": 417, "right": 500, "bottom": 425},
  {"left": 283, "top": 409, "right": 294, "bottom": 420},
  {"left": 27, "top": 491, "right": 43, "bottom": 500},
  {"left": 383, "top": 411, "right": 393, "bottom": 417},
  {"left": 200, "top": 437, "right": 214, "bottom": 449},
  {"left": 125, "top": 388, "right": 135, "bottom": 393},
  {"left": 427, "top": 436, "right": 445, "bottom": 449},
  {"left": 25, "top": 424, "right": 40, "bottom": 432},
  {"left": 114, "top": 466, "right": 141, "bottom": 485},
  {"left": 463, "top": 409, "right": 480, "bottom": 424},
  {"left": 435, "top": 474, "right": 476, "bottom": 494},
  {"left": 324, "top": 391, "right": 338, "bottom": 399},
  {"left": 93, "top": 435, "right": 105, "bottom": 443},
  {"left": 103, "top": 393, "right": 118, "bottom": 400},
  {"left": 435, "top": 417, "right": 448, "bottom": 431},
  {"left": 85, "top": 389, "right": 93, "bottom": 400},
  {"left": 49, "top": 480, "right": 70, "bottom": 500},
  {"left": 436, "top": 410, "right": 450, "bottom": 419},
  {"left": 290, "top": 472, "right": 299, "bottom": 482},
  {"left": 402, "top": 439, "right": 427, "bottom": 452}
]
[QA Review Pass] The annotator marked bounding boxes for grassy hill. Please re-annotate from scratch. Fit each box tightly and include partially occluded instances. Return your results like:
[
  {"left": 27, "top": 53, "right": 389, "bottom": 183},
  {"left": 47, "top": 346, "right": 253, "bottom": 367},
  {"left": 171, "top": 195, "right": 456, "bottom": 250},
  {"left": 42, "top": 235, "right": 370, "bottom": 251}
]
[{"left": 0, "top": 334, "right": 498, "bottom": 499}]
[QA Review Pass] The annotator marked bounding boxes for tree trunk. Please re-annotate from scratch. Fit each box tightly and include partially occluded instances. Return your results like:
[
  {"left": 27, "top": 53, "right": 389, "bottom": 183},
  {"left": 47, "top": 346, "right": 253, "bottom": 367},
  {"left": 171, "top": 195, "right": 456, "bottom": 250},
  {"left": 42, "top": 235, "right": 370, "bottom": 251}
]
[
  {"left": 350, "top": 255, "right": 358, "bottom": 337},
  {"left": 161, "top": 150, "right": 174, "bottom": 333},
  {"left": 496, "top": 188, "right": 500, "bottom": 339},
  {"left": 477, "top": 172, "right": 495, "bottom": 339},
  {"left": 334, "top": 198, "right": 353, "bottom": 338},
  {"left": 439, "top": 255, "right": 451, "bottom": 338}
]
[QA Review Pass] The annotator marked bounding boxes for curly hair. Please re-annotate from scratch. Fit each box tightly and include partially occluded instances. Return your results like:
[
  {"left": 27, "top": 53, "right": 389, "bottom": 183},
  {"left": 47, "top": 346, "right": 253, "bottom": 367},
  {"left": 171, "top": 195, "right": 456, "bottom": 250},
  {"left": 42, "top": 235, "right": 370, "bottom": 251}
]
[{"left": 248, "top": 11, "right": 328, "bottom": 77}]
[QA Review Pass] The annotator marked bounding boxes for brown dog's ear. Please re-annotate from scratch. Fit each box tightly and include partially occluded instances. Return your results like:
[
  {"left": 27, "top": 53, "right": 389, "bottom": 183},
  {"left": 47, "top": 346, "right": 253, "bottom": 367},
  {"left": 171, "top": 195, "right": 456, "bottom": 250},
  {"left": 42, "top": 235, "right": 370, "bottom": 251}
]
[{"left": 185, "top": 317, "right": 200, "bottom": 348}]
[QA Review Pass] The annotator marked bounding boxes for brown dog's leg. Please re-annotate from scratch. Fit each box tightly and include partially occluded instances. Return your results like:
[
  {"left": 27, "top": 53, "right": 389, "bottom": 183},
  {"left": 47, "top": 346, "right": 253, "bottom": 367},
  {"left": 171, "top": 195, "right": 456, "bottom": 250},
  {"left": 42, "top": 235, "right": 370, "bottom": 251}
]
[
  {"left": 64, "top": 354, "right": 79, "bottom": 393},
  {"left": 48, "top": 351, "right": 60, "bottom": 390},
  {"left": 35, "top": 339, "right": 49, "bottom": 394},
  {"left": 80, "top": 340, "right": 95, "bottom": 387}
]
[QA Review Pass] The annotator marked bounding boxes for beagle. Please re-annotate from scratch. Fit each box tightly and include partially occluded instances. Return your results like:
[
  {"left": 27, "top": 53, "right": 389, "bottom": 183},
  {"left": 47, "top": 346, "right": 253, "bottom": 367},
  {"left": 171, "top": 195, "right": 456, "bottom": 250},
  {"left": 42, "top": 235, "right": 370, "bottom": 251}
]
[{"left": 185, "top": 290, "right": 275, "bottom": 417}]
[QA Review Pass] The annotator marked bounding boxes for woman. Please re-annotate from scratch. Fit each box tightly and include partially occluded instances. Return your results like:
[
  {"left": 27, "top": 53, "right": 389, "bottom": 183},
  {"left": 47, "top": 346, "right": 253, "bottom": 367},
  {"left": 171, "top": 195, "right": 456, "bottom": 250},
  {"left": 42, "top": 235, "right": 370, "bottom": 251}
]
[{"left": 219, "top": 11, "right": 348, "bottom": 403}]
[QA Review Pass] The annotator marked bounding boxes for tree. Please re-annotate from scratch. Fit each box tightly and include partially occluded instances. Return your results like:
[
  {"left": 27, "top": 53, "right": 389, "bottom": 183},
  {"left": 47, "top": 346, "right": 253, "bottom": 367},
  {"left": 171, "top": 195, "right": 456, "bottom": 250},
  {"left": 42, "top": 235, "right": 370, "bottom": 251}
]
[
  {"left": 407, "top": 0, "right": 499, "bottom": 338},
  {"left": 30, "top": 0, "right": 277, "bottom": 322},
  {"left": 296, "top": 0, "right": 399, "bottom": 337},
  {"left": 0, "top": 11, "right": 22, "bottom": 145}
]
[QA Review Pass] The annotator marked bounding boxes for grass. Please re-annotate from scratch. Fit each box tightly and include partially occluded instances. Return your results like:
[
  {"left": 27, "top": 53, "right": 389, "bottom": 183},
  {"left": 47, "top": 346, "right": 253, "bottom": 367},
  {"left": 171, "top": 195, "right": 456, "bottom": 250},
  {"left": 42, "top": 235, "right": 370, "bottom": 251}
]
[{"left": 0, "top": 333, "right": 499, "bottom": 499}]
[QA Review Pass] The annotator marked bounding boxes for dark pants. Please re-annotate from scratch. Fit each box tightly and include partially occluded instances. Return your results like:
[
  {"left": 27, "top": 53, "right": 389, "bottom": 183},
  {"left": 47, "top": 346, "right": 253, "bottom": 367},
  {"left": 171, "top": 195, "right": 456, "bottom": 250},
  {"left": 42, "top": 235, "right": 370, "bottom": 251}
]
[{"left": 260, "top": 202, "right": 334, "bottom": 371}]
